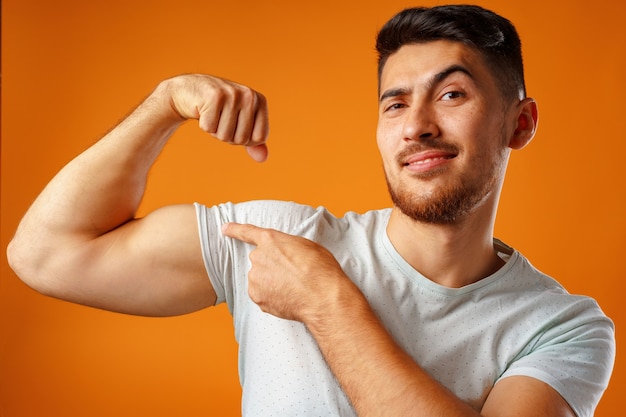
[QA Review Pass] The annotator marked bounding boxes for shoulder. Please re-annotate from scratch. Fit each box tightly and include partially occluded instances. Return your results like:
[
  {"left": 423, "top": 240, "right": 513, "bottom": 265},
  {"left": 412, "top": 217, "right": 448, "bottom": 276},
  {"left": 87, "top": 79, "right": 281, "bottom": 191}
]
[
  {"left": 486, "top": 246, "right": 615, "bottom": 416},
  {"left": 496, "top": 247, "right": 613, "bottom": 330},
  {"left": 483, "top": 243, "right": 615, "bottom": 367}
]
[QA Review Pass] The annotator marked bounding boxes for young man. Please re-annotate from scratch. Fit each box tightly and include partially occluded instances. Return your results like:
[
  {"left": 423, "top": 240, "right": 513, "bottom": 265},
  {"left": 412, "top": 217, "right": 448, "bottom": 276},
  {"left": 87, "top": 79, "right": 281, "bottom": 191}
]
[{"left": 7, "top": 5, "right": 614, "bottom": 417}]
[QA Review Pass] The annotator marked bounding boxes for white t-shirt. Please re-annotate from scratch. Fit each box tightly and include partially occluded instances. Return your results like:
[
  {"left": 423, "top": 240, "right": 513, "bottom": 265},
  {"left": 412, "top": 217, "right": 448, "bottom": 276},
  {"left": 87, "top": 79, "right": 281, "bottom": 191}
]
[{"left": 195, "top": 201, "right": 615, "bottom": 417}]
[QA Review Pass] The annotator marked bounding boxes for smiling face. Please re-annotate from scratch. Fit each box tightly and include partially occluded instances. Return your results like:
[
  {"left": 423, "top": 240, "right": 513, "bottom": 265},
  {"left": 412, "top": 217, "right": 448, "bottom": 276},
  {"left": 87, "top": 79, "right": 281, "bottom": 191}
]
[{"left": 377, "top": 40, "right": 518, "bottom": 225}]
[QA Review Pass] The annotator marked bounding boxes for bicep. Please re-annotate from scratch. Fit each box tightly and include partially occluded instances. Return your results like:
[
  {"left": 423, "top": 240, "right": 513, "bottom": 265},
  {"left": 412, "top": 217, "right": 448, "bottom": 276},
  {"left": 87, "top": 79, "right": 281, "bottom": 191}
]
[
  {"left": 481, "top": 376, "right": 576, "bottom": 417},
  {"left": 59, "top": 204, "right": 216, "bottom": 316}
]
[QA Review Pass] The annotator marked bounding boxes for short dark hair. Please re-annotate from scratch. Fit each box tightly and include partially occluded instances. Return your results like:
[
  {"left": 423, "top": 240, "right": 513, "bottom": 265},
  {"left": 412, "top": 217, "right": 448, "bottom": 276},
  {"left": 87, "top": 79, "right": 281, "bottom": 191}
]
[{"left": 376, "top": 5, "right": 526, "bottom": 101}]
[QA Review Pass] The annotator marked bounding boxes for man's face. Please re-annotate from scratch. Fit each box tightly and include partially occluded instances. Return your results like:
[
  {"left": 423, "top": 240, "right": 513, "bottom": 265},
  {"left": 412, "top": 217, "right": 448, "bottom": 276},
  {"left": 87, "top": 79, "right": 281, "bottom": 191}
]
[{"left": 376, "top": 40, "right": 515, "bottom": 224}]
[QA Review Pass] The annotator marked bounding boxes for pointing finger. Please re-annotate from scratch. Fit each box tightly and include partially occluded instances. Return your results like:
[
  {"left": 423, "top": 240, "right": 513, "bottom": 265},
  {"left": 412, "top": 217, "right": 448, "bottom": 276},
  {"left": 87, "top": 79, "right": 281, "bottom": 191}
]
[{"left": 222, "top": 222, "right": 263, "bottom": 245}]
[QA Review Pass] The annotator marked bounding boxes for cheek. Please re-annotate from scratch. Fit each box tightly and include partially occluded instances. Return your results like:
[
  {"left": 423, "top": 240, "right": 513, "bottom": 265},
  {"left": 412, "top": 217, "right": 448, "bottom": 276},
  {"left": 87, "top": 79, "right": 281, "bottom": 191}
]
[
  {"left": 376, "top": 118, "right": 401, "bottom": 152},
  {"left": 375, "top": 122, "right": 390, "bottom": 157}
]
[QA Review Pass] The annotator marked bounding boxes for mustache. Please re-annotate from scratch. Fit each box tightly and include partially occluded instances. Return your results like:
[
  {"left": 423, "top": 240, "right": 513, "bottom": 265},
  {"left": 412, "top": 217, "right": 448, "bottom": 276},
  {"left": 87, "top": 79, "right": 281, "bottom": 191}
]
[{"left": 395, "top": 139, "right": 461, "bottom": 164}]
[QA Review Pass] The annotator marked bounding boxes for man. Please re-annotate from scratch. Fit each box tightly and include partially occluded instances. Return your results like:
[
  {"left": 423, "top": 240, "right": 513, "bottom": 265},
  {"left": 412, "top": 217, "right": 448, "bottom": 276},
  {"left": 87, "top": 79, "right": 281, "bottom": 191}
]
[{"left": 7, "top": 5, "right": 614, "bottom": 417}]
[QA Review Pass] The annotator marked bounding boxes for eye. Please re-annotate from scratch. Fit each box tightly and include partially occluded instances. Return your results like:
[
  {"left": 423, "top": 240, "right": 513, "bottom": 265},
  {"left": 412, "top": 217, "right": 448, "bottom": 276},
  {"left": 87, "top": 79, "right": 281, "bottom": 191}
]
[
  {"left": 383, "top": 102, "right": 406, "bottom": 113},
  {"left": 441, "top": 90, "right": 465, "bottom": 101}
]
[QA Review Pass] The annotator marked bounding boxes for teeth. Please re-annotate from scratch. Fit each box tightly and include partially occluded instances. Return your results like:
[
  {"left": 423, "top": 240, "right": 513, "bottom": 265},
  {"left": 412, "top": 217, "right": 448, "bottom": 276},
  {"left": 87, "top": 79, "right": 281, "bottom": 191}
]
[{"left": 410, "top": 156, "right": 446, "bottom": 165}]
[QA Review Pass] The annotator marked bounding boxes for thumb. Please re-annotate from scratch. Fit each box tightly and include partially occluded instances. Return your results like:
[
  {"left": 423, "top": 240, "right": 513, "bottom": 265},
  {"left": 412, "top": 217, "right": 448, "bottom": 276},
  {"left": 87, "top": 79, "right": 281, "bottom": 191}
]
[{"left": 246, "top": 144, "right": 269, "bottom": 163}]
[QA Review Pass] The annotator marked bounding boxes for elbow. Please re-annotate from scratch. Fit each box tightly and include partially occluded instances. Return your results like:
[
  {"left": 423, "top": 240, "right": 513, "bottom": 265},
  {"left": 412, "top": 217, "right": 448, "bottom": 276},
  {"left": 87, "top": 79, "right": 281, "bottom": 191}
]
[
  {"left": 6, "top": 236, "right": 59, "bottom": 297},
  {"left": 7, "top": 236, "right": 30, "bottom": 283}
]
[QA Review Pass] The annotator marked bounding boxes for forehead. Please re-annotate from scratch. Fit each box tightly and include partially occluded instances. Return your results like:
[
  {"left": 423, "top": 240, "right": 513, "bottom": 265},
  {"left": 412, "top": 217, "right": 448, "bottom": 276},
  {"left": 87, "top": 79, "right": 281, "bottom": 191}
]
[{"left": 379, "top": 40, "right": 493, "bottom": 93}]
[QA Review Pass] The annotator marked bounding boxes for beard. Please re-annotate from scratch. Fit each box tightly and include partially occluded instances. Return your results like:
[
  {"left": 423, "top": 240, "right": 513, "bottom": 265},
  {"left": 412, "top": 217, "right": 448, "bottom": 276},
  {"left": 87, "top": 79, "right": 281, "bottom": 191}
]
[
  {"left": 385, "top": 172, "right": 496, "bottom": 225},
  {"left": 384, "top": 141, "right": 504, "bottom": 225}
]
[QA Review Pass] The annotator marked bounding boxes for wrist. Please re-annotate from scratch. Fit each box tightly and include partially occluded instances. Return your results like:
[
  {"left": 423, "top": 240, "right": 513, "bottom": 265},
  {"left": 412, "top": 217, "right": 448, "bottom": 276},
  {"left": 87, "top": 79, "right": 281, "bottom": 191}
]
[
  {"left": 144, "top": 77, "right": 189, "bottom": 128},
  {"left": 305, "top": 275, "right": 371, "bottom": 337}
]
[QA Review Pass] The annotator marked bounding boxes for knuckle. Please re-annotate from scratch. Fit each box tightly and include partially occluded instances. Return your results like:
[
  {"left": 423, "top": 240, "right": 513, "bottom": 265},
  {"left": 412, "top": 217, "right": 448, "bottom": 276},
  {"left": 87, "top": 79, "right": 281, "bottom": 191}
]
[
  {"left": 239, "top": 86, "right": 256, "bottom": 102},
  {"left": 211, "top": 86, "right": 228, "bottom": 104},
  {"left": 258, "top": 228, "right": 277, "bottom": 243},
  {"left": 247, "top": 286, "right": 261, "bottom": 304},
  {"left": 256, "top": 92, "right": 267, "bottom": 107}
]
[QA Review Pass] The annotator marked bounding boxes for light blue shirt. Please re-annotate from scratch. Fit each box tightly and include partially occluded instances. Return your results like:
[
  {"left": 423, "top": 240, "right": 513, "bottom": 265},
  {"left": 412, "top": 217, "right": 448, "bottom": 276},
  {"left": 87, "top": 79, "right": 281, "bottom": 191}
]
[{"left": 195, "top": 200, "right": 615, "bottom": 417}]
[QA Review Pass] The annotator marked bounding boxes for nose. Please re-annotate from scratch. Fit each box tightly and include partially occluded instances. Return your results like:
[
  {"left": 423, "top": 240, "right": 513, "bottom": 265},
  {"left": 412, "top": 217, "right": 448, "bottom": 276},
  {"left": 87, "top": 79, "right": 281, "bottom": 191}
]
[{"left": 402, "top": 103, "right": 439, "bottom": 142}]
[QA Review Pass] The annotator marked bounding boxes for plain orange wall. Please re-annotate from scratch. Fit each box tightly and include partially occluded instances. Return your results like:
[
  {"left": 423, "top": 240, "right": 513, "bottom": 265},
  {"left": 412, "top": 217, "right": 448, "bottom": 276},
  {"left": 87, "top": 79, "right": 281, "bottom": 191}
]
[{"left": 1, "top": 0, "right": 624, "bottom": 416}]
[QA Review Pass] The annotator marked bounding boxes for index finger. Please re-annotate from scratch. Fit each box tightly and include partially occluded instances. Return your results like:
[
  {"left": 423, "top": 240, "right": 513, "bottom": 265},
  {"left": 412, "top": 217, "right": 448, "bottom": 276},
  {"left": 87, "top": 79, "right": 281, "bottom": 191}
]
[{"left": 221, "top": 222, "right": 263, "bottom": 245}]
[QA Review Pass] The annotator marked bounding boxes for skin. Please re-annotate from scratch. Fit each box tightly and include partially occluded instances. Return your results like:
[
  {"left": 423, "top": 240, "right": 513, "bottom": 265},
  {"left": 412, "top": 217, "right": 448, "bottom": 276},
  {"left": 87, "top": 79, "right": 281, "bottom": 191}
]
[
  {"left": 7, "top": 39, "right": 575, "bottom": 416},
  {"left": 6, "top": 74, "right": 264, "bottom": 316},
  {"left": 377, "top": 41, "right": 524, "bottom": 288}
]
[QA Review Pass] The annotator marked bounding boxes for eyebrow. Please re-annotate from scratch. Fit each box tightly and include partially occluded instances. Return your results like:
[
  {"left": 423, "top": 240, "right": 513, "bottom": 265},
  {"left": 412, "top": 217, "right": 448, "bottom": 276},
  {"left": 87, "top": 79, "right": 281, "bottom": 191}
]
[{"left": 379, "top": 64, "right": 474, "bottom": 102}]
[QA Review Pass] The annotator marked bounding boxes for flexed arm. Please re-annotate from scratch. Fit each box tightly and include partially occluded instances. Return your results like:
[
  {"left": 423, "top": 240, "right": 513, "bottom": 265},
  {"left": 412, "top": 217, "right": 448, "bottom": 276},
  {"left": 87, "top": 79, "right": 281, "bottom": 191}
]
[{"left": 7, "top": 74, "right": 269, "bottom": 316}]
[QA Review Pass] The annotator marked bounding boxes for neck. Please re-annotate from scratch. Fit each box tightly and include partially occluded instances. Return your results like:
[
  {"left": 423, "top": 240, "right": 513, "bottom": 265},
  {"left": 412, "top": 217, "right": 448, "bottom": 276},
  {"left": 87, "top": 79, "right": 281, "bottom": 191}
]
[{"left": 386, "top": 201, "right": 504, "bottom": 288}]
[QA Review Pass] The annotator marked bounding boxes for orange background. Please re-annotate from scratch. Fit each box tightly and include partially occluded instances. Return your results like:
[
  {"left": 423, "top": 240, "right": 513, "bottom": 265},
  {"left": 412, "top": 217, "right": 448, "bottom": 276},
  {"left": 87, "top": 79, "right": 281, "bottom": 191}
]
[{"left": 1, "top": 0, "right": 624, "bottom": 416}]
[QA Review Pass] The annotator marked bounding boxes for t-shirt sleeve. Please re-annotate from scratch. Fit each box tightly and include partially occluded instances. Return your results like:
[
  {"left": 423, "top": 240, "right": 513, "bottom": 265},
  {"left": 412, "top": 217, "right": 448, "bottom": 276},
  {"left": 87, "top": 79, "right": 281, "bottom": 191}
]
[
  {"left": 194, "top": 201, "right": 231, "bottom": 306},
  {"left": 498, "top": 298, "right": 615, "bottom": 417},
  {"left": 193, "top": 200, "right": 324, "bottom": 308}
]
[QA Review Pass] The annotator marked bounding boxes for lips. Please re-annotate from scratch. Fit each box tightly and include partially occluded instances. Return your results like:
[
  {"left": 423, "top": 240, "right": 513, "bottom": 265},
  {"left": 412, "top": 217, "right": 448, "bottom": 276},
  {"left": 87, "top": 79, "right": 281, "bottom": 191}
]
[
  {"left": 394, "top": 141, "right": 460, "bottom": 174},
  {"left": 404, "top": 151, "right": 456, "bottom": 166},
  {"left": 399, "top": 150, "right": 457, "bottom": 175}
]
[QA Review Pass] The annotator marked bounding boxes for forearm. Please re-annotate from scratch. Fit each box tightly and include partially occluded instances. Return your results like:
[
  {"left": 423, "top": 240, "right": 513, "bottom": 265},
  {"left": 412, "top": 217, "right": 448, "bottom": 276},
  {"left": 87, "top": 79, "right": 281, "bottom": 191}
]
[
  {"left": 220, "top": 223, "right": 480, "bottom": 416},
  {"left": 223, "top": 225, "right": 575, "bottom": 417},
  {"left": 8, "top": 81, "right": 182, "bottom": 281},
  {"left": 7, "top": 74, "right": 267, "bottom": 314},
  {"left": 10, "top": 73, "right": 267, "bottom": 260},
  {"left": 306, "top": 282, "right": 480, "bottom": 417},
  {"left": 32, "top": 85, "right": 179, "bottom": 234}
]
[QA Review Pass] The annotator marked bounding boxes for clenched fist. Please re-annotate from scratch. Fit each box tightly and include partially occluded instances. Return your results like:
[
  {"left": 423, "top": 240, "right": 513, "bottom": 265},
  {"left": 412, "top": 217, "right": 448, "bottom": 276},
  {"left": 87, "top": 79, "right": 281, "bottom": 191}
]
[{"left": 160, "top": 74, "right": 269, "bottom": 162}]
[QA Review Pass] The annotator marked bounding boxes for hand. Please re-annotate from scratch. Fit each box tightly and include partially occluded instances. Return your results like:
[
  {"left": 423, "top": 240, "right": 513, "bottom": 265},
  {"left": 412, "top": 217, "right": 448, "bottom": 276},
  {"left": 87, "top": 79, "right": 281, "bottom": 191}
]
[
  {"left": 162, "top": 74, "right": 270, "bottom": 162},
  {"left": 222, "top": 222, "right": 352, "bottom": 323}
]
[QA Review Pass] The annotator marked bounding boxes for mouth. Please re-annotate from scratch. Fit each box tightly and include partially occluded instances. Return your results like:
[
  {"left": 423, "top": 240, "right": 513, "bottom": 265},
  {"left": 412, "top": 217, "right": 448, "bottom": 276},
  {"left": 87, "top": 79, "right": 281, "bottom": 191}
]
[
  {"left": 403, "top": 152, "right": 456, "bottom": 167},
  {"left": 401, "top": 150, "right": 458, "bottom": 174}
]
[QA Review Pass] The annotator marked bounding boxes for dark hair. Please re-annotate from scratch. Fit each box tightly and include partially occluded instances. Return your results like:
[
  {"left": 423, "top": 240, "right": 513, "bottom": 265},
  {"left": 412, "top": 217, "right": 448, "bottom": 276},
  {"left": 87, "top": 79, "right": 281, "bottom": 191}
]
[{"left": 376, "top": 5, "right": 526, "bottom": 100}]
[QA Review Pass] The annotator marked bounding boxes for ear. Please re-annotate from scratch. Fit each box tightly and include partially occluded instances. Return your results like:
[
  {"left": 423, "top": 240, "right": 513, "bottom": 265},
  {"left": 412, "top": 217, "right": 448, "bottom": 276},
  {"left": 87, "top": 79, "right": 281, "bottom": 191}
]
[{"left": 508, "top": 98, "right": 538, "bottom": 150}]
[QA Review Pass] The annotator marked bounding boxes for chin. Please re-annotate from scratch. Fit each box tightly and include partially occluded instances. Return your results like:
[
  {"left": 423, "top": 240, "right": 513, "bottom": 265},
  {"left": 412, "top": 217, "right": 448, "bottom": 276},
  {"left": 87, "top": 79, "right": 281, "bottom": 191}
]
[{"left": 386, "top": 177, "right": 494, "bottom": 225}]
